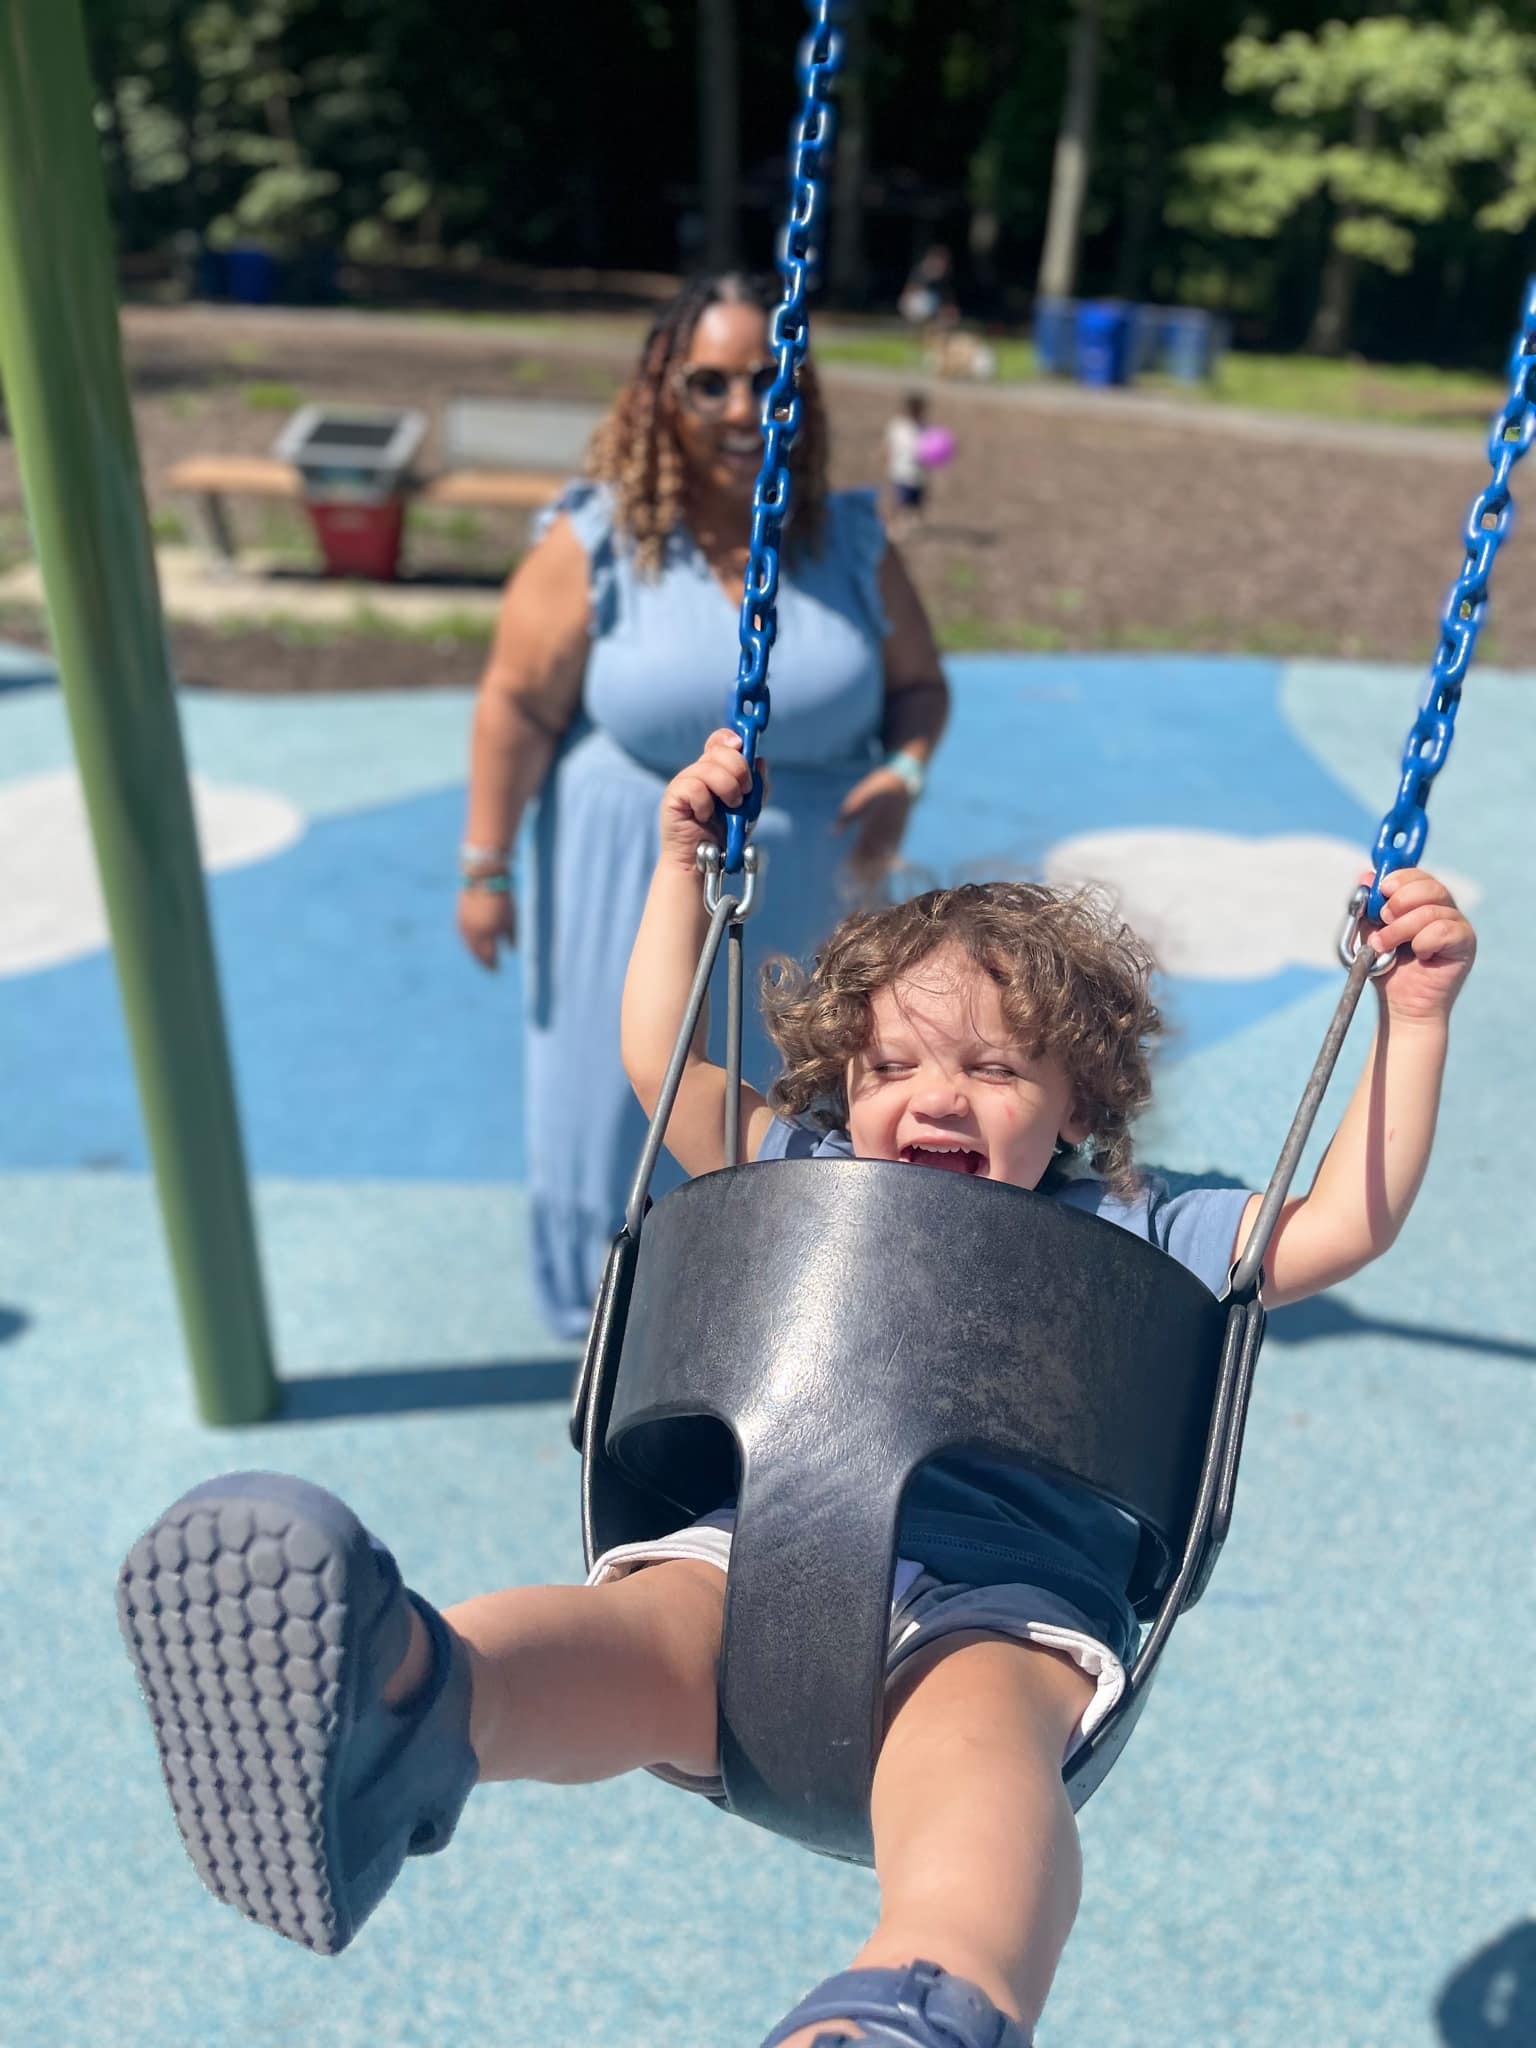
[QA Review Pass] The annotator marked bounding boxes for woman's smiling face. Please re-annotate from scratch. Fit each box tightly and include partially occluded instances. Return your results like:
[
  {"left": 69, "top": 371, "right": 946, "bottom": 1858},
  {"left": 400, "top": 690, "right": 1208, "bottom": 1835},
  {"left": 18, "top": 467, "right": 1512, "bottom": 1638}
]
[
  {"left": 845, "top": 945, "right": 1087, "bottom": 1192},
  {"left": 667, "top": 301, "right": 774, "bottom": 504}
]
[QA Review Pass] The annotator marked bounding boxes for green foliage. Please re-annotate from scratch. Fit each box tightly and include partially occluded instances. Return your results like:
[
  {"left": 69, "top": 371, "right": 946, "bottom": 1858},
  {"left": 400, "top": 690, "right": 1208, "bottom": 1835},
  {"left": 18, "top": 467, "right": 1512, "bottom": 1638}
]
[
  {"left": 74, "top": 0, "right": 1536, "bottom": 363},
  {"left": 1177, "top": 10, "right": 1536, "bottom": 279}
]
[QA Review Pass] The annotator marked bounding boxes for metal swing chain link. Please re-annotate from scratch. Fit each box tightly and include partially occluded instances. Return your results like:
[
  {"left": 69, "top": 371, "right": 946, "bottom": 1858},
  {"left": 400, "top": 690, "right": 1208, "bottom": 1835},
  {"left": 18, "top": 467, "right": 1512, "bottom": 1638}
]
[
  {"left": 1345, "top": 281, "right": 1536, "bottom": 959},
  {"left": 721, "top": 0, "right": 844, "bottom": 876}
]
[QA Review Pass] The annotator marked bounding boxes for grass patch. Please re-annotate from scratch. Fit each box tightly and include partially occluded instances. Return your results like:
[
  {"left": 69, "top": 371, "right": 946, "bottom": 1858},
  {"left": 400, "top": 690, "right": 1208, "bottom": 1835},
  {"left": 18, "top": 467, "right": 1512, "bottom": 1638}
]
[
  {"left": 348, "top": 604, "right": 494, "bottom": 647},
  {"left": 255, "top": 503, "right": 314, "bottom": 556},
  {"left": 210, "top": 606, "right": 493, "bottom": 650},
  {"left": 937, "top": 611, "right": 1067, "bottom": 653},
  {"left": 813, "top": 320, "right": 1502, "bottom": 429},
  {"left": 409, "top": 504, "right": 489, "bottom": 545},
  {"left": 817, "top": 332, "right": 927, "bottom": 373},
  {"left": 1203, "top": 353, "right": 1501, "bottom": 427},
  {"left": 933, "top": 608, "right": 1378, "bottom": 658},
  {"left": 241, "top": 380, "right": 303, "bottom": 412},
  {"left": 151, "top": 508, "right": 189, "bottom": 545}
]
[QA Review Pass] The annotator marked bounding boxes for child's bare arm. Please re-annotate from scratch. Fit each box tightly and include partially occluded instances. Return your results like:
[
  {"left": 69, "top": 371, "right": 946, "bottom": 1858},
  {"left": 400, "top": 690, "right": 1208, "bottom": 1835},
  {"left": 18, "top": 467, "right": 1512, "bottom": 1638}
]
[
  {"left": 621, "top": 730, "right": 776, "bottom": 1177},
  {"left": 1233, "top": 867, "right": 1477, "bottom": 1307}
]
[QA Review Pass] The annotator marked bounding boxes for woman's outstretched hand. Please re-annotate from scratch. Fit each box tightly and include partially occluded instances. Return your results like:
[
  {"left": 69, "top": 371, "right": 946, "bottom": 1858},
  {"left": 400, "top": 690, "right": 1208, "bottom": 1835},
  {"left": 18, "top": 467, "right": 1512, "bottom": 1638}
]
[
  {"left": 836, "top": 765, "right": 913, "bottom": 889},
  {"left": 458, "top": 887, "right": 517, "bottom": 969}
]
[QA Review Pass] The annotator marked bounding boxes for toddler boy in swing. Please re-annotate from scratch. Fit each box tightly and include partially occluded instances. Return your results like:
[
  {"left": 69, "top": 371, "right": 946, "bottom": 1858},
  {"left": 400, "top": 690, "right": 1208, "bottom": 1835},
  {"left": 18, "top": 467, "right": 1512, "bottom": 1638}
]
[{"left": 118, "top": 729, "right": 1476, "bottom": 2048}]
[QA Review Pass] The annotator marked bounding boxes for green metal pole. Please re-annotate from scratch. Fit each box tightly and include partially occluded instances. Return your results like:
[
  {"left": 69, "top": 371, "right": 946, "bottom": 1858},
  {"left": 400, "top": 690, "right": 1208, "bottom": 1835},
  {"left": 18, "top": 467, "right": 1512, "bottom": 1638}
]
[{"left": 0, "top": 0, "right": 279, "bottom": 1424}]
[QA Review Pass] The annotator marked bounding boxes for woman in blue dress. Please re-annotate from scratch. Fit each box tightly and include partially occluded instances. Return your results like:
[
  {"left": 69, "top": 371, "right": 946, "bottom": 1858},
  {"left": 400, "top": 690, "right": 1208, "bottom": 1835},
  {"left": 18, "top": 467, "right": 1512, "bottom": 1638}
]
[{"left": 457, "top": 272, "right": 949, "bottom": 1339}]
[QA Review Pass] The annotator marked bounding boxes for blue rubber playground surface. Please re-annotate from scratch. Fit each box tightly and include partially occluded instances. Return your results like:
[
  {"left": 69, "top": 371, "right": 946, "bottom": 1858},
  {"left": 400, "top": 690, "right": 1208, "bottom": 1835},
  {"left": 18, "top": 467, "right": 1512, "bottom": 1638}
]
[{"left": 2, "top": 650, "right": 1533, "bottom": 2048}]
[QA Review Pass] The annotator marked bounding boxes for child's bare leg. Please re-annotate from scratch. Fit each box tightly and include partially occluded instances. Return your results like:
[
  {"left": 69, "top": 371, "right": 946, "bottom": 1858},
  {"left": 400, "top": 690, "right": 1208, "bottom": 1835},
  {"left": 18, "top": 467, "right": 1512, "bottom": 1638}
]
[
  {"left": 384, "top": 1559, "right": 725, "bottom": 1784},
  {"left": 774, "top": 1633, "right": 1093, "bottom": 2047}
]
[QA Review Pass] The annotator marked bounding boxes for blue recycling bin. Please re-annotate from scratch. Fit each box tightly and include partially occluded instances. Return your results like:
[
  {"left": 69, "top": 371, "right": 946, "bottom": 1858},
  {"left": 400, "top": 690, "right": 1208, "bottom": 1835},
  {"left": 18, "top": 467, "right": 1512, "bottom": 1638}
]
[
  {"left": 194, "top": 246, "right": 228, "bottom": 300},
  {"left": 1033, "top": 297, "right": 1075, "bottom": 375},
  {"left": 1074, "top": 301, "right": 1133, "bottom": 387},
  {"left": 226, "top": 245, "right": 279, "bottom": 305},
  {"left": 1163, "top": 309, "right": 1214, "bottom": 383}
]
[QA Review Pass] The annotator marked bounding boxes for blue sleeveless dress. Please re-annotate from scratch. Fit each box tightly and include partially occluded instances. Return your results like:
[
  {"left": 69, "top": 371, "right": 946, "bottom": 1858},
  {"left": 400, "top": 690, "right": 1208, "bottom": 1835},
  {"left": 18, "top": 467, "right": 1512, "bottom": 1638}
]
[{"left": 523, "top": 481, "right": 891, "bottom": 1338}]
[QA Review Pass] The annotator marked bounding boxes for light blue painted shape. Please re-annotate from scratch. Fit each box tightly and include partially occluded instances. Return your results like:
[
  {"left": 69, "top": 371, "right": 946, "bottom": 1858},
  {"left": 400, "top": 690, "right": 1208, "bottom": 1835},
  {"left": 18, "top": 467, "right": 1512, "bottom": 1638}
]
[
  {"left": 905, "top": 653, "right": 1379, "bottom": 1054},
  {"left": 0, "top": 675, "right": 474, "bottom": 811}
]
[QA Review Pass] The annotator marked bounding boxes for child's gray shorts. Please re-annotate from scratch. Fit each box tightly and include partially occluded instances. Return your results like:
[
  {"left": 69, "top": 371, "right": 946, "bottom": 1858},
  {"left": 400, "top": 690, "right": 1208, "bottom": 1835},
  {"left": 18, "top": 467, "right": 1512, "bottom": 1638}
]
[{"left": 588, "top": 1507, "right": 1128, "bottom": 1802}]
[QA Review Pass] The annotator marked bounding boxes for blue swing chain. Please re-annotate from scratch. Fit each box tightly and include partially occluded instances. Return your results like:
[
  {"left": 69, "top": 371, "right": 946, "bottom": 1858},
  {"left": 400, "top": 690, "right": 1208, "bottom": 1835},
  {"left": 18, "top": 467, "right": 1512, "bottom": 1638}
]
[
  {"left": 720, "top": 0, "right": 844, "bottom": 876},
  {"left": 1357, "top": 281, "right": 1536, "bottom": 928}
]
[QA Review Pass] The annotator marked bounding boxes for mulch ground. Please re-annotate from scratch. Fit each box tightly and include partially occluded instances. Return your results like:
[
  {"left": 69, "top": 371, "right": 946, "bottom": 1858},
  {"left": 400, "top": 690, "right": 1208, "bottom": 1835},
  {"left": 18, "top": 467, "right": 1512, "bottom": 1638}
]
[{"left": 1, "top": 306, "right": 1529, "bottom": 692}]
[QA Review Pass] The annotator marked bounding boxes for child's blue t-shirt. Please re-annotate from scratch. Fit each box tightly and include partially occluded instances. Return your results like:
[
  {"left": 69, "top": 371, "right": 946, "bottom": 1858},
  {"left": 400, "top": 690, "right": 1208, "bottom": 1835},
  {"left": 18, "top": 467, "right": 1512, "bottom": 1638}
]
[{"left": 755, "top": 1114, "right": 1253, "bottom": 1659}]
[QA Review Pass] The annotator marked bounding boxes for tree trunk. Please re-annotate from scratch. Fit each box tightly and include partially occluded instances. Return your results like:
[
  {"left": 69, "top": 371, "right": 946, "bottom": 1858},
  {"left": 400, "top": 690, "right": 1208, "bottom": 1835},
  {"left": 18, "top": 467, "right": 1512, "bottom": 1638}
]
[
  {"left": 1307, "top": 96, "right": 1377, "bottom": 355},
  {"left": 1307, "top": 237, "right": 1359, "bottom": 357},
  {"left": 697, "top": 0, "right": 740, "bottom": 273},
  {"left": 1035, "top": 0, "right": 1104, "bottom": 303},
  {"left": 828, "top": 0, "right": 868, "bottom": 304}
]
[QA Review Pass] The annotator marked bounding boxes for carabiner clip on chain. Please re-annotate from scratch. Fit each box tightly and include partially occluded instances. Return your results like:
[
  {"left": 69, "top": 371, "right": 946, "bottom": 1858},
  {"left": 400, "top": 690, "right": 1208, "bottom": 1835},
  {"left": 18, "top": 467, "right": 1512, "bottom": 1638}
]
[
  {"left": 698, "top": 841, "right": 761, "bottom": 922},
  {"left": 1336, "top": 884, "right": 1395, "bottom": 978}
]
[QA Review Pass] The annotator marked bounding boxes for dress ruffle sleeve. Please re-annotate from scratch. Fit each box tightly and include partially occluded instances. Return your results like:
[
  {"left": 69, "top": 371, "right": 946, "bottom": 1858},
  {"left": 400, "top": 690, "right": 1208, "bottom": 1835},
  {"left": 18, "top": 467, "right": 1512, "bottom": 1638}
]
[{"left": 532, "top": 478, "right": 620, "bottom": 637}]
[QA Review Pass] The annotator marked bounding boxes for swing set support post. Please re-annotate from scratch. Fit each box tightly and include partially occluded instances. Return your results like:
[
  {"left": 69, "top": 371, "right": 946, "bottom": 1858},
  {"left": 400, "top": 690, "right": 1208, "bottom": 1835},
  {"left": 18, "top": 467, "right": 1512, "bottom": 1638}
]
[{"left": 0, "top": 0, "right": 278, "bottom": 1424}]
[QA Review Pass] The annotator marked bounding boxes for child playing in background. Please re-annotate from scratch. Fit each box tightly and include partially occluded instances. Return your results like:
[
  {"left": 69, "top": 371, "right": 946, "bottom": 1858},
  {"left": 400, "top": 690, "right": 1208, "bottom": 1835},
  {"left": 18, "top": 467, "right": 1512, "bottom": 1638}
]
[
  {"left": 885, "top": 390, "right": 930, "bottom": 539},
  {"left": 117, "top": 729, "right": 1476, "bottom": 2047}
]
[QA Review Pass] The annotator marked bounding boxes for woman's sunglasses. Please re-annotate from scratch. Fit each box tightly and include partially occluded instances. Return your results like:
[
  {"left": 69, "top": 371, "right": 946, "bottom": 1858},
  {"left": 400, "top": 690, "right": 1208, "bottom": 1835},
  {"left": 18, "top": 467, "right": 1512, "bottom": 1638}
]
[{"left": 672, "top": 360, "right": 779, "bottom": 419}]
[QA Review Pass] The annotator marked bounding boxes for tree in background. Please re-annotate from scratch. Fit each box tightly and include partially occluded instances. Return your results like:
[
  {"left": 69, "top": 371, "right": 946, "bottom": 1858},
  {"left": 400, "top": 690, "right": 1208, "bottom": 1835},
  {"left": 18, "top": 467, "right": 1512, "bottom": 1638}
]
[
  {"left": 1175, "top": 8, "right": 1536, "bottom": 353},
  {"left": 1035, "top": 0, "right": 1103, "bottom": 302}
]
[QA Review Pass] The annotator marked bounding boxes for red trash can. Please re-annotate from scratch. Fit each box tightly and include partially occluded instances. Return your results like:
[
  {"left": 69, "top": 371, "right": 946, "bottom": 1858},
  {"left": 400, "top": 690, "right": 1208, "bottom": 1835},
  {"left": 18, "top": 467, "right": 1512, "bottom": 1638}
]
[
  {"left": 273, "top": 405, "right": 428, "bottom": 582},
  {"left": 304, "top": 497, "right": 407, "bottom": 581}
]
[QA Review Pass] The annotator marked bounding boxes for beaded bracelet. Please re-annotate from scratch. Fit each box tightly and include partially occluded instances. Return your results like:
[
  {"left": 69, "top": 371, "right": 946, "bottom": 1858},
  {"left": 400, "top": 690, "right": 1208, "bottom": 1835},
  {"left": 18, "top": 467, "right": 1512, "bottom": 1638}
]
[
  {"left": 883, "top": 749, "right": 927, "bottom": 800},
  {"left": 460, "top": 869, "right": 512, "bottom": 895}
]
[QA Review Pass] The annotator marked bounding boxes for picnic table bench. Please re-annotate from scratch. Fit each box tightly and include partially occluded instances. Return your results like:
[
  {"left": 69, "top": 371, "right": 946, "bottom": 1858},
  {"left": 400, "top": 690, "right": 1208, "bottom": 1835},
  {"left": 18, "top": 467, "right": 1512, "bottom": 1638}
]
[{"left": 166, "top": 397, "right": 604, "bottom": 568}]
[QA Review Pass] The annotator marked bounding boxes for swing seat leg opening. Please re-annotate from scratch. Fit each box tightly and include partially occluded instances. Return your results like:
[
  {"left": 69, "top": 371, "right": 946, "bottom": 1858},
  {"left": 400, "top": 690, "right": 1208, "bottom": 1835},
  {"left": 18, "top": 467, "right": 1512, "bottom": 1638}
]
[
  {"left": 761, "top": 1961, "right": 1033, "bottom": 2048},
  {"left": 116, "top": 1472, "right": 477, "bottom": 1955}
]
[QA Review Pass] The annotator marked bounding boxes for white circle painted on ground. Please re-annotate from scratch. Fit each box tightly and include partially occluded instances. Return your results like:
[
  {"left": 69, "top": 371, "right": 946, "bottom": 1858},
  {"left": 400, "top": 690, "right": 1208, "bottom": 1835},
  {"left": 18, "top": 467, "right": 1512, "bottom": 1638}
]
[
  {"left": 1041, "top": 827, "right": 1481, "bottom": 980},
  {"left": 0, "top": 769, "right": 305, "bottom": 977}
]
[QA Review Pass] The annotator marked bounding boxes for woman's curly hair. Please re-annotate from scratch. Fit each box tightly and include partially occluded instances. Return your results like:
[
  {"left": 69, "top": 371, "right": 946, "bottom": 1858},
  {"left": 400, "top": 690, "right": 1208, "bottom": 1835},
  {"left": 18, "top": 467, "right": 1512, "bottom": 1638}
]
[
  {"left": 584, "top": 271, "right": 829, "bottom": 576},
  {"left": 760, "top": 881, "right": 1163, "bottom": 1197}
]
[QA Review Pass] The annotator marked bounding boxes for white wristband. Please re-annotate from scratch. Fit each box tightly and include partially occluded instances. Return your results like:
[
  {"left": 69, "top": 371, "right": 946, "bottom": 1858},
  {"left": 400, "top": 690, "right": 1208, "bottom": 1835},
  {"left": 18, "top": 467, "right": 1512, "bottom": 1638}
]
[{"left": 883, "top": 749, "right": 927, "bottom": 799}]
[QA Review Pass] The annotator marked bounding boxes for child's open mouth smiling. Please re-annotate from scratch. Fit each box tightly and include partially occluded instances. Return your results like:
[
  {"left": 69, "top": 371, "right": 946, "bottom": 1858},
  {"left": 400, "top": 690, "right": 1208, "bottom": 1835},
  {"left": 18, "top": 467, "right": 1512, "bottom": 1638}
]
[{"left": 899, "top": 1141, "right": 986, "bottom": 1176}]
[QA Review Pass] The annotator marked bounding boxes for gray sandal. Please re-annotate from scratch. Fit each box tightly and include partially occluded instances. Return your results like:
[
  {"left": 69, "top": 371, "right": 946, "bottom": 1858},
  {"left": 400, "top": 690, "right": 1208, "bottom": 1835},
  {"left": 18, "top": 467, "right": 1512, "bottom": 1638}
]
[
  {"left": 116, "top": 1471, "right": 476, "bottom": 1955},
  {"left": 761, "top": 1961, "right": 1032, "bottom": 2046}
]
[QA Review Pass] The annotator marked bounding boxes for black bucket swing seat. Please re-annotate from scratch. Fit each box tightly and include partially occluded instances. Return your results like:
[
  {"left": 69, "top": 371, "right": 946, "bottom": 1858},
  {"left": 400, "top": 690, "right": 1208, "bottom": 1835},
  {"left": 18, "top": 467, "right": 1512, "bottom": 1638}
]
[{"left": 573, "top": 1138, "right": 1267, "bottom": 1866}]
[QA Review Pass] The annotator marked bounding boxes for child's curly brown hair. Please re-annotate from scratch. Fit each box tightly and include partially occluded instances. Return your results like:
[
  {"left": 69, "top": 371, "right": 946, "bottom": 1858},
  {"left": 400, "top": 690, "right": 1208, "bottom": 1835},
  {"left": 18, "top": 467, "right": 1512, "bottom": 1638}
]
[{"left": 760, "top": 881, "right": 1163, "bottom": 1197}]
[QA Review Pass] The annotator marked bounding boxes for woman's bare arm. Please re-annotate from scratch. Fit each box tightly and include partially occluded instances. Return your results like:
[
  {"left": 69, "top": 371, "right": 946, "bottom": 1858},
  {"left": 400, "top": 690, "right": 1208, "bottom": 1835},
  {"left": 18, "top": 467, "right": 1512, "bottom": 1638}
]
[
  {"left": 463, "top": 515, "right": 591, "bottom": 848},
  {"left": 877, "top": 541, "right": 949, "bottom": 762},
  {"left": 835, "top": 543, "right": 949, "bottom": 877},
  {"left": 458, "top": 517, "right": 591, "bottom": 965}
]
